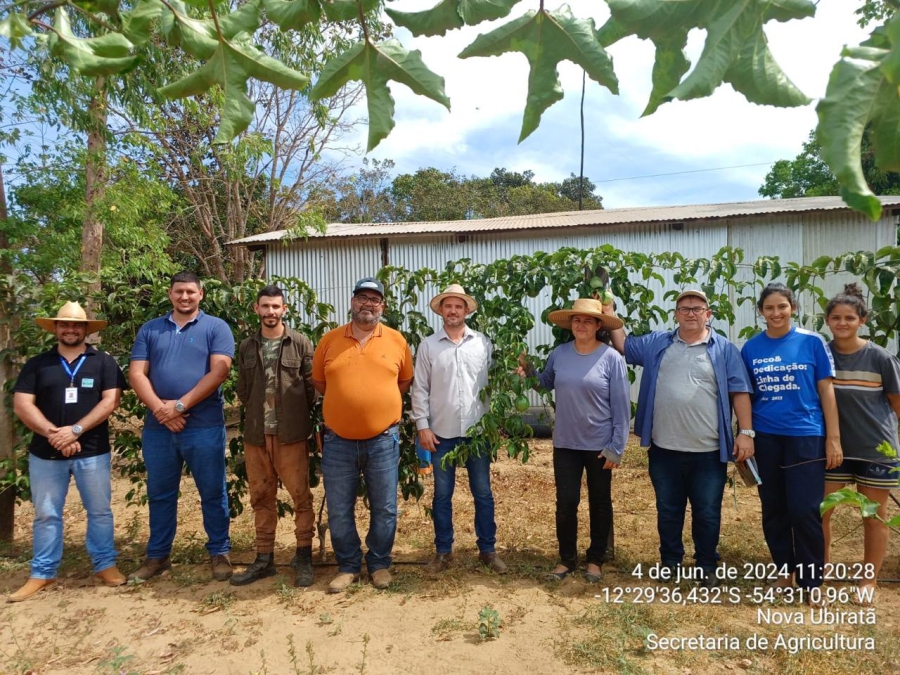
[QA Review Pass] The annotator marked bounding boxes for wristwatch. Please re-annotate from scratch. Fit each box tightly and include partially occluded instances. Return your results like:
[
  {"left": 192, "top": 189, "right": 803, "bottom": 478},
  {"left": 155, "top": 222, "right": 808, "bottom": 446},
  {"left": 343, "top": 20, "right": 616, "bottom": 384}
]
[
  {"left": 738, "top": 429, "right": 756, "bottom": 439},
  {"left": 72, "top": 424, "right": 83, "bottom": 437},
  {"left": 175, "top": 400, "right": 186, "bottom": 413}
]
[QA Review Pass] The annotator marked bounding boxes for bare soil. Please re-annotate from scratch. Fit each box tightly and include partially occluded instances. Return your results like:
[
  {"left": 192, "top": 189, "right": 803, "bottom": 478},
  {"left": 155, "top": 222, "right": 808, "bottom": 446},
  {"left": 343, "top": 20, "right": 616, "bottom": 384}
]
[{"left": 2, "top": 438, "right": 899, "bottom": 675}]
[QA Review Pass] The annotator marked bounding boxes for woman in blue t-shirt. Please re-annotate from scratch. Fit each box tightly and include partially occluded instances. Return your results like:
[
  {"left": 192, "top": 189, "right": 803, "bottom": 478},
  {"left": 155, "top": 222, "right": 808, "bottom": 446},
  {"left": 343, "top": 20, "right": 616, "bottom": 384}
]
[
  {"left": 518, "top": 298, "right": 631, "bottom": 583},
  {"left": 822, "top": 283, "right": 900, "bottom": 605},
  {"left": 741, "top": 283, "right": 842, "bottom": 598}
]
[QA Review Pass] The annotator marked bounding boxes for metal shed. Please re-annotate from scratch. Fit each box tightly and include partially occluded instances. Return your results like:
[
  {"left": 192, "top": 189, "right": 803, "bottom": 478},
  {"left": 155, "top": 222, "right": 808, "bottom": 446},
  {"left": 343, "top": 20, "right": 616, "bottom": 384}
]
[{"left": 229, "top": 196, "right": 900, "bottom": 348}]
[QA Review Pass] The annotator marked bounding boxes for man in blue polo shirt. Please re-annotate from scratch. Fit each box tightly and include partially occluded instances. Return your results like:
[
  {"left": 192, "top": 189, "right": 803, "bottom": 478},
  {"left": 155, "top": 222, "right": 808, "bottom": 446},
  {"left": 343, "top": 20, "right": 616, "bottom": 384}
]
[
  {"left": 606, "top": 290, "right": 754, "bottom": 586},
  {"left": 128, "top": 272, "right": 235, "bottom": 582}
]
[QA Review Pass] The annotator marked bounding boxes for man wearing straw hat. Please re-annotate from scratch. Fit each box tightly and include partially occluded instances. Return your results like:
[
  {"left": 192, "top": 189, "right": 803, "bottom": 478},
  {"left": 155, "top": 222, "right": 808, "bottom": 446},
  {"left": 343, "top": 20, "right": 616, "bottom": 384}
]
[
  {"left": 605, "top": 290, "right": 754, "bottom": 587},
  {"left": 9, "top": 301, "right": 127, "bottom": 602},
  {"left": 412, "top": 284, "right": 507, "bottom": 575}
]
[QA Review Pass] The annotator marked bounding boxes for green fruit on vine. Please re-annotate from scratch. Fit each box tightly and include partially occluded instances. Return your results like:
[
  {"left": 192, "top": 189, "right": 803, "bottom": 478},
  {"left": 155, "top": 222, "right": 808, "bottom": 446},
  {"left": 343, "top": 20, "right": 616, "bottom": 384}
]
[
  {"left": 589, "top": 277, "right": 604, "bottom": 289},
  {"left": 515, "top": 395, "right": 530, "bottom": 412},
  {"left": 599, "top": 290, "right": 614, "bottom": 305}
]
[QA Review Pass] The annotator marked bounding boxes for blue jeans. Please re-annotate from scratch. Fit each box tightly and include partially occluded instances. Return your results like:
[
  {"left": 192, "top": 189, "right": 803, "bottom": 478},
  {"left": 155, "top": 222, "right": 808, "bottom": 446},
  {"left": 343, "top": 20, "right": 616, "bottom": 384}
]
[
  {"left": 142, "top": 426, "right": 230, "bottom": 558},
  {"left": 29, "top": 453, "right": 117, "bottom": 579},
  {"left": 426, "top": 436, "right": 497, "bottom": 555},
  {"left": 322, "top": 425, "right": 399, "bottom": 574},
  {"left": 648, "top": 445, "right": 727, "bottom": 572},
  {"left": 755, "top": 432, "right": 825, "bottom": 589}
]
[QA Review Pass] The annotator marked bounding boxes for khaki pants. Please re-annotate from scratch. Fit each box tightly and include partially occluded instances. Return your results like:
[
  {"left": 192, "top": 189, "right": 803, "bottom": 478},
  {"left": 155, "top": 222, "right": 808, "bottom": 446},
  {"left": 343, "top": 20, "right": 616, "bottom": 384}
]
[{"left": 245, "top": 436, "right": 314, "bottom": 552}]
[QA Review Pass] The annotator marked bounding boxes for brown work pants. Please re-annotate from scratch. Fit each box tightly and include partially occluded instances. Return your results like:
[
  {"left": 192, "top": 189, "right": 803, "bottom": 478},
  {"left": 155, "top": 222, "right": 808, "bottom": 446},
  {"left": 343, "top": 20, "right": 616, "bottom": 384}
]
[{"left": 245, "top": 436, "right": 314, "bottom": 552}]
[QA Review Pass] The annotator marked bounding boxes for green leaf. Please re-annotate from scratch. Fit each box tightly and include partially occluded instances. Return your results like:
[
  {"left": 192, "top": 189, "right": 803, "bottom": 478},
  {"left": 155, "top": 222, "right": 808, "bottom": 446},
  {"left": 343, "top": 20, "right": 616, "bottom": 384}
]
[
  {"left": 160, "top": 31, "right": 309, "bottom": 143},
  {"left": 459, "top": 8, "right": 618, "bottom": 142},
  {"left": 264, "top": 0, "right": 322, "bottom": 31},
  {"left": 48, "top": 8, "right": 138, "bottom": 76},
  {"left": 815, "top": 36, "right": 897, "bottom": 221},
  {"left": 320, "top": 0, "right": 378, "bottom": 22},
  {"left": 819, "top": 488, "right": 881, "bottom": 519},
  {"left": 875, "top": 440, "right": 898, "bottom": 458},
  {"left": 387, "top": 0, "right": 521, "bottom": 37},
  {"left": 310, "top": 38, "right": 450, "bottom": 151},
  {"left": 604, "top": 0, "right": 813, "bottom": 111},
  {"left": 121, "top": 0, "right": 165, "bottom": 47},
  {"left": 0, "top": 12, "right": 33, "bottom": 50},
  {"left": 162, "top": 0, "right": 262, "bottom": 61}
]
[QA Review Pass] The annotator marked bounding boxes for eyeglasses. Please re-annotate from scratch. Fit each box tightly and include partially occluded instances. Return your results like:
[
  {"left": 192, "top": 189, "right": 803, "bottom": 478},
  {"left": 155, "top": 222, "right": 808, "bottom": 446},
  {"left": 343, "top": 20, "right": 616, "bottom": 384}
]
[
  {"left": 675, "top": 306, "right": 708, "bottom": 316},
  {"left": 354, "top": 294, "right": 383, "bottom": 306}
]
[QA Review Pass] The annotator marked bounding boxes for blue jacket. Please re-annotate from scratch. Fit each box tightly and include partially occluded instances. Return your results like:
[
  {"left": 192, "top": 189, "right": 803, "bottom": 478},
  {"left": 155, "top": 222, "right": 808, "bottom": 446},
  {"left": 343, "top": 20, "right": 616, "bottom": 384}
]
[{"left": 625, "top": 329, "right": 752, "bottom": 462}]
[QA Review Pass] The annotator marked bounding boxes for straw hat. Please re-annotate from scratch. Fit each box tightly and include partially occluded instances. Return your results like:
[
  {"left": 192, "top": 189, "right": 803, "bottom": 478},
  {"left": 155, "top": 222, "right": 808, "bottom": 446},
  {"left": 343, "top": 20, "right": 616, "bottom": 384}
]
[
  {"left": 430, "top": 284, "right": 478, "bottom": 314},
  {"left": 35, "top": 301, "right": 108, "bottom": 333},
  {"left": 547, "top": 298, "right": 624, "bottom": 331}
]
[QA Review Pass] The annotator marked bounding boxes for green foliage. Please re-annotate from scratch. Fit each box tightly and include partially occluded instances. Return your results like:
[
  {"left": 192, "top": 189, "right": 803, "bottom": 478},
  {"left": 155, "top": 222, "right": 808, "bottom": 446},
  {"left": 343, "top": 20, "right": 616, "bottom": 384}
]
[
  {"left": 459, "top": 7, "right": 618, "bottom": 143},
  {"left": 477, "top": 605, "right": 501, "bottom": 640},
  {"left": 387, "top": 0, "right": 520, "bottom": 37}
]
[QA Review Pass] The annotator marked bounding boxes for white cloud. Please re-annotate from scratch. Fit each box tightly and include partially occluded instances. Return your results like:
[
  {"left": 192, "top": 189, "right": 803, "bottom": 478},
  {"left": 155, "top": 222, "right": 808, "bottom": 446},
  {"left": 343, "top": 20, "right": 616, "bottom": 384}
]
[{"left": 334, "top": 1, "right": 872, "bottom": 208}]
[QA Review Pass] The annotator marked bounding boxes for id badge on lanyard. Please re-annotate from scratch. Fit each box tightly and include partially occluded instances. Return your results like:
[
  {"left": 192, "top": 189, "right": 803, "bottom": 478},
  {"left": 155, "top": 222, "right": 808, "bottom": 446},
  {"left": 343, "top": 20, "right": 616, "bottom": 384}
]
[{"left": 61, "top": 354, "right": 87, "bottom": 405}]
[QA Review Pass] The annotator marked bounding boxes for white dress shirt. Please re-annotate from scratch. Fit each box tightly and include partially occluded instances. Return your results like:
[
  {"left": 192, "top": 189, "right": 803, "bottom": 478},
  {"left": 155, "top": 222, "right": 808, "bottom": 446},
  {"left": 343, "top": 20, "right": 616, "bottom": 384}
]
[{"left": 411, "top": 325, "right": 491, "bottom": 438}]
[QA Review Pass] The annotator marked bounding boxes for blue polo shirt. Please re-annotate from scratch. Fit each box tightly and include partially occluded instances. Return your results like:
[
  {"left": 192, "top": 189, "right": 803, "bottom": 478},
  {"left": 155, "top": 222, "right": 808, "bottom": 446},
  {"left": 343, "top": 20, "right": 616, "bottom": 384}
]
[
  {"left": 625, "top": 329, "right": 752, "bottom": 462},
  {"left": 131, "top": 310, "right": 235, "bottom": 429}
]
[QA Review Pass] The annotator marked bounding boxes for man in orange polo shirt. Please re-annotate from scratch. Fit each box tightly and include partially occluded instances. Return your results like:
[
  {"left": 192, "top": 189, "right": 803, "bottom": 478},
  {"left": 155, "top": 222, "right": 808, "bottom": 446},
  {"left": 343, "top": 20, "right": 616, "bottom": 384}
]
[{"left": 313, "top": 277, "right": 413, "bottom": 593}]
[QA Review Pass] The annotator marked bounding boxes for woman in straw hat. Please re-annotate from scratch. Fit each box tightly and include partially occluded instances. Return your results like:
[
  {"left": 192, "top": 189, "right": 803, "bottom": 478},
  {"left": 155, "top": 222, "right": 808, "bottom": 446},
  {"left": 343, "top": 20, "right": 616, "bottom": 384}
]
[{"left": 518, "top": 298, "right": 629, "bottom": 582}]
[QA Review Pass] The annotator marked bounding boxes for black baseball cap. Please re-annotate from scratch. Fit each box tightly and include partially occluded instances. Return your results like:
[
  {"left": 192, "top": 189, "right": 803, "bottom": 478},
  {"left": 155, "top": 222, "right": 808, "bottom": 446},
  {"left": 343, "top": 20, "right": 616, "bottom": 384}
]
[{"left": 353, "top": 277, "right": 384, "bottom": 297}]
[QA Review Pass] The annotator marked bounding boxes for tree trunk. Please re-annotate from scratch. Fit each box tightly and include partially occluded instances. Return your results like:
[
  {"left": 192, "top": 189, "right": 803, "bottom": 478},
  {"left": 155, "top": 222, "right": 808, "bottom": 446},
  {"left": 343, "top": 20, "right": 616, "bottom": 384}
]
[
  {"left": 82, "top": 77, "right": 108, "bottom": 311},
  {"left": 0, "top": 165, "right": 17, "bottom": 543}
]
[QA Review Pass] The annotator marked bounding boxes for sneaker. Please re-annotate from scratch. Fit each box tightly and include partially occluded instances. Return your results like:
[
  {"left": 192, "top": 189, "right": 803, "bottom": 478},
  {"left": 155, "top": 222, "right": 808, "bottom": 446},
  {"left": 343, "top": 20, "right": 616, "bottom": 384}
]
[
  {"left": 95, "top": 566, "right": 127, "bottom": 587},
  {"left": 127, "top": 557, "right": 171, "bottom": 583},
  {"left": 479, "top": 552, "right": 508, "bottom": 574},
  {"left": 370, "top": 568, "right": 392, "bottom": 590},
  {"left": 328, "top": 572, "right": 361, "bottom": 594},
  {"left": 8, "top": 578, "right": 56, "bottom": 602},
  {"left": 423, "top": 552, "right": 453, "bottom": 575},
  {"left": 210, "top": 554, "right": 233, "bottom": 581},
  {"left": 291, "top": 546, "right": 314, "bottom": 588},
  {"left": 229, "top": 553, "right": 275, "bottom": 586}
]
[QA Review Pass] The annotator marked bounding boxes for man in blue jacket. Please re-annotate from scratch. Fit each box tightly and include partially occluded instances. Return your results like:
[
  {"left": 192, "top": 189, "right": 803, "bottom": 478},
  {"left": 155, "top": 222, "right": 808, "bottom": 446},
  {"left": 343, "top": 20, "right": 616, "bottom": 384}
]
[{"left": 606, "top": 290, "right": 754, "bottom": 586}]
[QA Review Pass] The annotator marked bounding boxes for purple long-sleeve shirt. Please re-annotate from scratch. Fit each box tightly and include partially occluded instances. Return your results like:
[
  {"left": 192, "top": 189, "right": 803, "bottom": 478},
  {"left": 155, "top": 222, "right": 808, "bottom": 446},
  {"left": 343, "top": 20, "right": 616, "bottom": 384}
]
[{"left": 535, "top": 342, "right": 631, "bottom": 464}]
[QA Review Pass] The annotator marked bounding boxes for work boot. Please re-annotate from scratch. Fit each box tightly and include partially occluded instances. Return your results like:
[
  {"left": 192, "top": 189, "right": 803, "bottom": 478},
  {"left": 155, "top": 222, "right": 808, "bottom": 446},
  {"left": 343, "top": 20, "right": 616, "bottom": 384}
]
[
  {"left": 127, "top": 557, "right": 171, "bottom": 583},
  {"left": 370, "top": 568, "right": 392, "bottom": 590},
  {"left": 328, "top": 572, "right": 361, "bottom": 594},
  {"left": 229, "top": 553, "right": 275, "bottom": 586},
  {"left": 95, "top": 566, "right": 127, "bottom": 587},
  {"left": 8, "top": 578, "right": 56, "bottom": 602},
  {"left": 211, "top": 554, "right": 233, "bottom": 581},
  {"left": 479, "top": 552, "right": 508, "bottom": 574},
  {"left": 423, "top": 552, "right": 453, "bottom": 575},
  {"left": 291, "top": 546, "right": 314, "bottom": 588}
]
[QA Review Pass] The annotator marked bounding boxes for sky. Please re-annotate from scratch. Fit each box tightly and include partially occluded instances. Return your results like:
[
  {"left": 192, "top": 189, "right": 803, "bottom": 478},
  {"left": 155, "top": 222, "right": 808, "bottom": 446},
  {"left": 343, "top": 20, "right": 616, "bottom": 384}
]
[{"left": 335, "top": 1, "right": 872, "bottom": 210}]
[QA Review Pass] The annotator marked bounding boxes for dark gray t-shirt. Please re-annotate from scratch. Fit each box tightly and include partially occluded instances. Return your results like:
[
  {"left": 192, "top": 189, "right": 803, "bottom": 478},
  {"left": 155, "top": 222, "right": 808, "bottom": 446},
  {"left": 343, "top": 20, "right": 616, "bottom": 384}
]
[{"left": 831, "top": 341, "right": 900, "bottom": 461}]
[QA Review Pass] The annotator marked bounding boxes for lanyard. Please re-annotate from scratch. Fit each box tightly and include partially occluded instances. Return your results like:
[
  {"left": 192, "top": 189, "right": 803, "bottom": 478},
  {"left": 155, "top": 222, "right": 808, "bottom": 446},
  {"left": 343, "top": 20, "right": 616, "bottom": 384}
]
[{"left": 60, "top": 354, "right": 87, "bottom": 387}]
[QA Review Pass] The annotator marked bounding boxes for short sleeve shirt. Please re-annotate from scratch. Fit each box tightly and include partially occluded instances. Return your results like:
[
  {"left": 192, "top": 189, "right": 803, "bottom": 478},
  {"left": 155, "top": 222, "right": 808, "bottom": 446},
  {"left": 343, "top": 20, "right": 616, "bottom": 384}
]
[
  {"left": 14, "top": 346, "right": 127, "bottom": 460},
  {"left": 131, "top": 310, "right": 235, "bottom": 429},
  {"left": 830, "top": 341, "right": 900, "bottom": 460},
  {"left": 741, "top": 326, "right": 835, "bottom": 436},
  {"left": 313, "top": 323, "right": 413, "bottom": 439}
]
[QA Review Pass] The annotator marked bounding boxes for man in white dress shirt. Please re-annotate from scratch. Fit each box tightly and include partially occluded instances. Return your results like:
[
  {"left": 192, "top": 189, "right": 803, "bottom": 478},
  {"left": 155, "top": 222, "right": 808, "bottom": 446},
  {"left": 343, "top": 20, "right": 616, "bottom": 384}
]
[{"left": 411, "top": 285, "right": 506, "bottom": 574}]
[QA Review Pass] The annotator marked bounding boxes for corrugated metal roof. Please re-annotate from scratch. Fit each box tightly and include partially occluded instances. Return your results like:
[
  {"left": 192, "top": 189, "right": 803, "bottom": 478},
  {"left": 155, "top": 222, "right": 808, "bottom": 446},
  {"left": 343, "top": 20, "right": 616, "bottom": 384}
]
[{"left": 228, "top": 196, "right": 900, "bottom": 246}]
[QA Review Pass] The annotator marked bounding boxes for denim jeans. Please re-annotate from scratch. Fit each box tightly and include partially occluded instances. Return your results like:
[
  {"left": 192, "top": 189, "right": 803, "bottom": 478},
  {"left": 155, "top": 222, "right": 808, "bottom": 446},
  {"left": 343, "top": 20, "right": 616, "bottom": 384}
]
[
  {"left": 322, "top": 425, "right": 399, "bottom": 574},
  {"left": 648, "top": 444, "right": 727, "bottom": 572},
  {"left": 142, "top": 426, "right": 231, "bottom": 558},
  {"left": 755, "top": 432, "right": 825, "bottom": 589},
  {"left": 29, "top": 453, "right": 117, "bottom": 579},
  {"left": 553, "top": 447, "right": 613, "bottom": 570},
  {"left": 425, "top": 436, "right": 497, "bottom": 555}
]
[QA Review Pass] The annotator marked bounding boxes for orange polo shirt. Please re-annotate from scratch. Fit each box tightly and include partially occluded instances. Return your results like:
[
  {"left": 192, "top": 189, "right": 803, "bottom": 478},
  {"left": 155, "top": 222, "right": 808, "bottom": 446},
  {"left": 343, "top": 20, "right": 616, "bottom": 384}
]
[{"left": 313, "top": 322, "right": 413, "bottom": 439}]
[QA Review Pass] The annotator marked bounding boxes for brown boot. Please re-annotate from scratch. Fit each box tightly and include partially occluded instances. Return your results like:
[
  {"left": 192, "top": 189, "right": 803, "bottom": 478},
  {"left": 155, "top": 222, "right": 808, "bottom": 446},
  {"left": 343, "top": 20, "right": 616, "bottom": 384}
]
[
  {"left": 370, "top": 568, "right": 392, "bottom": 590},
  {"left": 479, "top": 552, "right": 508, "bottom": 574},
  {"left": 210, "top": 554, "right": 233, "bottom": 581},
  {"left": 8, "top": 578, "right": 56, "bottom": 602},
  {"left": 95, "top": 566, "right": 126, "bottom": 587},
  {"left": 424, "top": 552, "right": 453, "bottom": 574},
  {"left": 327, "top": 572, "right": 361, "bottom": 594},
  {"left": 127, "top": 557, "right": 171, "bottom": 583}
]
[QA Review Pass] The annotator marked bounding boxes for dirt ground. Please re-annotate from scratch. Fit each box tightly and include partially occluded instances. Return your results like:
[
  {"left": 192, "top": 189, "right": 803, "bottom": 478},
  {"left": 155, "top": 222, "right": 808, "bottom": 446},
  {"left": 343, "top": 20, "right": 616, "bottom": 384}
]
[{"left": 2, "top": 438, "right": 899, "bottom": 675}]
